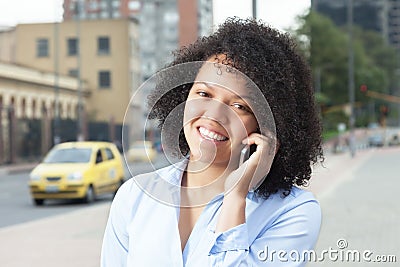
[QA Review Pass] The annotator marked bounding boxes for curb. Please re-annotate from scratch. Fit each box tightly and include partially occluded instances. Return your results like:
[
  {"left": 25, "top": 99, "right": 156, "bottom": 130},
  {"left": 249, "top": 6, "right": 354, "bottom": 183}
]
[{"left": 0, "top": 163, "right": 38, "bottom": 176}]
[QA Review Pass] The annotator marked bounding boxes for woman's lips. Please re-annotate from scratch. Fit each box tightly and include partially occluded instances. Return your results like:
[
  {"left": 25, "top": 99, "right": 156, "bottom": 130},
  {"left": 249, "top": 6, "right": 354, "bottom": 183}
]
[{"left": 198, "top": 126, "right": 229, "bottom": 142}]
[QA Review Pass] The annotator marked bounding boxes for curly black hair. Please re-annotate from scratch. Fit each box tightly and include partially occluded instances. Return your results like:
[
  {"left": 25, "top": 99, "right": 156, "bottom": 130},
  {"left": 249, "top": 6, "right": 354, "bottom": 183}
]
[{"left": 148, "top": 17, "right": 324, "bottom": 198}]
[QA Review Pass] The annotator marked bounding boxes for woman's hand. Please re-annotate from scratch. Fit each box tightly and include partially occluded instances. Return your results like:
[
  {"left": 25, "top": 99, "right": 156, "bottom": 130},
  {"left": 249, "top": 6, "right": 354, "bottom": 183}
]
[
  {"left": 224, "top": 132, "right": 277, "bottom": 198},
  {"left": 216, "top": 132, "right": 277, "bottom": 233}
]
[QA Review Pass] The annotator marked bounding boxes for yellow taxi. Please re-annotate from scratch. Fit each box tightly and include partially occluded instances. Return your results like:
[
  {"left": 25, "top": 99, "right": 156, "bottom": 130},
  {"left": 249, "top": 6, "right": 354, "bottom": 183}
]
[{"left": 29, "top": 141, "right": 125, "bottom": 206}]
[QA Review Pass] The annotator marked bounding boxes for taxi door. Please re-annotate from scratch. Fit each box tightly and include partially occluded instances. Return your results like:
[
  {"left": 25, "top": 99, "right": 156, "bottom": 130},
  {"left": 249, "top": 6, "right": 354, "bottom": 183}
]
[{"left": 92, "top": 148, "right": 108, "bottom": 195}]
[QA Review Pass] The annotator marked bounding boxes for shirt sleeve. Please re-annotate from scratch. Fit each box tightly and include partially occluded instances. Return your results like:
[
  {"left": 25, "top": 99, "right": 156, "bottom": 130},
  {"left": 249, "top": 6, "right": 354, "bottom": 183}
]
[
  {"left": 100, "top": 181, "right": 132, "bottom": 267},
  {"left": 207, "top": 199, "right": 321, "bottom": 267}
]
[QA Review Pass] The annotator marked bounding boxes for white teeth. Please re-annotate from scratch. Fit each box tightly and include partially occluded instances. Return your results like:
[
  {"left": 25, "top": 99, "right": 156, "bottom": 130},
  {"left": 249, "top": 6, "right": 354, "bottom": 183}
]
[{"left": 199, "top": 127, "right": 228, "bottom": 141}]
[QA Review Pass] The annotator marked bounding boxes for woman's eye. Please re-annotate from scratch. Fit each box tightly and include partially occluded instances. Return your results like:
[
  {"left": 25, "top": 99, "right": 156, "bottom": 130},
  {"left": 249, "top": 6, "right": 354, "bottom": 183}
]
[
  {"left": 198, "top": 91, "right": 209, "bottom": 97},
  {"left": 232, "top": 103, "right": 250, "bottom": 112}
]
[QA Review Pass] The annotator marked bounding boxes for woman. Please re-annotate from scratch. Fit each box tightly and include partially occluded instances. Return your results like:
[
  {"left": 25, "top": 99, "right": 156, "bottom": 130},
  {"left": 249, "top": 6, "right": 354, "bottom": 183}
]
[{"left": 101, "top": 18, "right": 323, "bottom": 266}]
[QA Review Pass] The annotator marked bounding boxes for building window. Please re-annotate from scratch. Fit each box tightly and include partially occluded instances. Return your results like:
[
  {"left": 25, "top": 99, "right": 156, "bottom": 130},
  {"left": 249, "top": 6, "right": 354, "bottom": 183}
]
[
  {"left": 68, "top": 69, "right": 79, "bottom": 78},
  {"left": 129, "top": 1, "right": 141, "bottom": 11},
  {"left": 100, "top": 11, "right": 108, "bottom": 18},
  {"left": 98, "top": 36, "right": 110, "bottom": 55},
  {"left": 99, "top": 71, "right": 111, "bottom": 88},
  {"left": 113, "top": 10, "right": 120, "bottom": 18},
  {"left": 36, "top": 38, "right": 49, "bottom": 57},
  {"left": 67, "top": 38, "right": 78, "bottom": 56},
  {"left": 112, "top": 0, "right": 120, "bottom": 8}
]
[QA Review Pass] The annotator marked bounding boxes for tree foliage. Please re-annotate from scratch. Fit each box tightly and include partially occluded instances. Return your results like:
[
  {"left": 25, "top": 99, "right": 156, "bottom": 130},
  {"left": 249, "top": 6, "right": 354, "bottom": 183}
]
[{"left": 293, "top": 10, "right": 398, "bottom": 129}]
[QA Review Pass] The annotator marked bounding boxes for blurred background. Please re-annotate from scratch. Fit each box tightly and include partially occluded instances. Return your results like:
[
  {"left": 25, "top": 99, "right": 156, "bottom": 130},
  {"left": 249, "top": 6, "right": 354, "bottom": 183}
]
[{"left": 0, "top": 0, "right": 399, "bottom": 266}]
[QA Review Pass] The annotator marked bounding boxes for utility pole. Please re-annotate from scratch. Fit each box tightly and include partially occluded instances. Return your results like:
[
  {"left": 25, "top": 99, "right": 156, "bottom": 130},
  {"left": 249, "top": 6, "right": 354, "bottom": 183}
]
[
  {"left": 347, "top": 0, "right": 356, "bottom": 157},
  {"left": 252, "top": 0, "right": 257, "bottom": 19},
  {"left": 76, "top": 0, "right": 84, "bottom": 141},
  {"left": 53, "top": 22, "right": 60, "bottom": 145}
]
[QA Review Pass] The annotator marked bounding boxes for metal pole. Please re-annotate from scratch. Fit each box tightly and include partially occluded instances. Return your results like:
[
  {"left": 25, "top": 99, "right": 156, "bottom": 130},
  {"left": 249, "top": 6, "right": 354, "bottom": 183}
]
[
  {"left": 53, "top": 22, "right": 60, "bottom": 145},
  {"left": 347, "top": 0, "right": 356, "bottom": 157},
  {"left": 76, "top": 0, "right": 84, "bottom": 141},
  {"left": 252, "top": 0, "right": 257, "bottom": 19}
]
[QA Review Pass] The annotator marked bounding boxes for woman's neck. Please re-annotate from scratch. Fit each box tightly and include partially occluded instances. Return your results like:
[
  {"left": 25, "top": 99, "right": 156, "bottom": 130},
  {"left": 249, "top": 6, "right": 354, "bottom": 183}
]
[{"left": 184, "top": 159, "right": 232, "bottom": 187}]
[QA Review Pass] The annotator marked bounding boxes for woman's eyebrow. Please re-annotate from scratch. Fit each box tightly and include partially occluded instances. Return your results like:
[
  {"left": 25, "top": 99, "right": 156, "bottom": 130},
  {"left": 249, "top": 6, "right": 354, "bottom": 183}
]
[
  {"left": 194, "top": 81, "right": 255, "bottom": 103},
  {"left": 195, "top": 82, "right": 255, "bottom": 102}
]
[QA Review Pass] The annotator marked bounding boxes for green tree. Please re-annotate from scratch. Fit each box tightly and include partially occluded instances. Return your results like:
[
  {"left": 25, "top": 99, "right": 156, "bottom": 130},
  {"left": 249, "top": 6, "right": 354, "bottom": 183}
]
[{"left": 293, "top": 11, "right": 398, "bottom": 129}]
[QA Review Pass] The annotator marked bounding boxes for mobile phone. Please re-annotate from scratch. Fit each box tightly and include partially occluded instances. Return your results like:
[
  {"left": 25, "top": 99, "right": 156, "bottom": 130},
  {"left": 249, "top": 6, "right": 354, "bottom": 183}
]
[
  {"left": 239, "top": 145, "right": 251, "bottom": 166},
  {"left": 239, "top": 144, "right": 264, "bottom": 192},
  {"left": 239, "top": 144, "right": 257, "bottom": 166}
]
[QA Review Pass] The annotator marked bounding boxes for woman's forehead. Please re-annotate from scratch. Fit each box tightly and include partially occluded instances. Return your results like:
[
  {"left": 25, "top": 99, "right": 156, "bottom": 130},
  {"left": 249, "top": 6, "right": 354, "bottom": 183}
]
[{"left": 194, "top": 62, "right": 250, "bottom": 97}]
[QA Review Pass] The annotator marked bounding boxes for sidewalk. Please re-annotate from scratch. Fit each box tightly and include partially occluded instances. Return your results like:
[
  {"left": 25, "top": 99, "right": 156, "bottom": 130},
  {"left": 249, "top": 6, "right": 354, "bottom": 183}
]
[
  {"left": 308, "top": 147, "right": 400, "bottom": 266},
  {"left": 0, "top": 202, "right": 111, "bottom": 267},
  {"left": 0, "top": 162, "right": 37, "bottom": 176}
]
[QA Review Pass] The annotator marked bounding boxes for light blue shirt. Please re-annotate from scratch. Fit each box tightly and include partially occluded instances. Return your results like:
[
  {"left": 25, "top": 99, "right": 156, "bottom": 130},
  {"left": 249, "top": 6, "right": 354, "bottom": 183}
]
[{"left": 101, "top": 161, "right": 321, "bottom": 266}]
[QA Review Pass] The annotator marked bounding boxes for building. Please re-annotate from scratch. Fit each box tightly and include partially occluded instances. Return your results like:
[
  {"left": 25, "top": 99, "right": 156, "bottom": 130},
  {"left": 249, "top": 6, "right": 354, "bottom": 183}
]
[
  {"left": 0, "top": 62, "right": 89, "bottom": 163},
  {"left": 0, "top": 27, "right": 15, "bottom": 64},
  {"left": 312, "top": 0, "right": 400, "bottom": 49},
  {"left": 14, "top": 19, "right": 140, "bottom": 126},
  {"left": 63, "top": 0, "right": 142, "bottom": 20},
  {"left": 61, "top": 0, "right": 214, "bottom": 142},
  {"left": 62, "top": 0, "right": 214, "bottom": 80},
  {"left": 0, "top": 18, "right": 140, "bottom": 159},
  {"left": 139, "top": 0, "right": 213, "bottom": 81}
]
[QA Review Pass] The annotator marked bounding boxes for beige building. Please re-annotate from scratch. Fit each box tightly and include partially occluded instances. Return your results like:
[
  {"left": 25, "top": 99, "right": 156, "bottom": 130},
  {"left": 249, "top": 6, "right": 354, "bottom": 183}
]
[
  {"left": 1, "top": 18, "right": 140, "bottom": 127},
  {"left": 0, "top": 62, "right": 89, "bottom": 163},
  {"left": 0, "top": 27, "right": 15, "bottom": 63},
  {"left": 0, "top": 18, "right": 140, "bottom": 161}
]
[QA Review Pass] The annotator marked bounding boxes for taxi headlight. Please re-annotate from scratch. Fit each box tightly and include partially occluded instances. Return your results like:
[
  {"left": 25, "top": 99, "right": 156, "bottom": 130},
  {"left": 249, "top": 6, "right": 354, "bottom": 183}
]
[{"left": 67, "top": 172, "right": 83, "bottom": 181}]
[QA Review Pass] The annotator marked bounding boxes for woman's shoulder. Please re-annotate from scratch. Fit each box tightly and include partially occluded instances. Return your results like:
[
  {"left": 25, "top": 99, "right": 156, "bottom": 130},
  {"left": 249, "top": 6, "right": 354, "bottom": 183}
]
[
  {"left": 247, "top": 187, "right": 320, "bottom": 224},
  {"left": 114, "top": 163, "right": 184, "bottom": 208},
  {"left": 245, "top": 187, "right": 321, "bottom": 241},
  {"left": 118, "top": 164, "right": 177, "bottom": 194}
]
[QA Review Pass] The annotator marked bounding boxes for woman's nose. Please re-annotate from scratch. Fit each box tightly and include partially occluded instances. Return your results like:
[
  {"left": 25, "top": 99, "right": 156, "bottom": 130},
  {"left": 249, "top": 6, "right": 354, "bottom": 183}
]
[{"left": 203, "top": 99, "right": 230, "bottom": 124}]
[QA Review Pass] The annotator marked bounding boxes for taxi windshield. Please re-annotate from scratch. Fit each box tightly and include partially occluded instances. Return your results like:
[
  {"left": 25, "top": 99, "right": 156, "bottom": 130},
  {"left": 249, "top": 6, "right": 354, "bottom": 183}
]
[{"left": 43, "top": 148, "right": 92, "bottom": 163}]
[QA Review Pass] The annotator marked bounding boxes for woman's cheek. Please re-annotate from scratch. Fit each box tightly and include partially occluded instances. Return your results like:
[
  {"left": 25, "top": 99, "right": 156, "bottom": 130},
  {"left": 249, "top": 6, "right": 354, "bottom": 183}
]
[{"left": 183, "top": 98, "right": 205, "bottom": 124}]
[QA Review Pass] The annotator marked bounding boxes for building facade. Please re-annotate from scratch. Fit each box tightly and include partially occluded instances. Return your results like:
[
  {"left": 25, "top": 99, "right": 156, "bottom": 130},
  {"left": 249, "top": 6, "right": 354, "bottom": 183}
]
[
  {"left": 10, "top": 19, "right": 140, "bottom": 126},
  {"left": 62, "top": 0, "right": 214, "bottom": 81},
  {"left": 63, "top": 0, "right": 142, "bottom": 20},
  {"left": 0, "top": 62, "right": 89, "bottom": 163},
  {"left": 62, "top": 0, "right": 214, "bottom": 143},
  {"left": 0, "top": 18, "right": 141, "bottom": 159},
  {"left": 312, "top": 0, "right": 400, "bottom": 49}
]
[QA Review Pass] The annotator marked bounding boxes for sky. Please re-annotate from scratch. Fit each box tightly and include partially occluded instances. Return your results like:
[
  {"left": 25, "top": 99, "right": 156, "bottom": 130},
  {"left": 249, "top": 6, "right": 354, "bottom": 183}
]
[{"left": 0, "top": 0, "right": 310, "bottom": 32}]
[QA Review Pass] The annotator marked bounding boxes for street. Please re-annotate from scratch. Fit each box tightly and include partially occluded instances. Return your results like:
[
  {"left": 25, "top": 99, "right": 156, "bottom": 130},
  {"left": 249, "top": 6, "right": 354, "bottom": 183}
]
[
  {"left": 0, "top": 154, "right": 169, "bottom": 228},
  {"left": 307, "top": 147, "right": 399, "bottom": 266},
  {"left": 0, "top": 148, "right": 398, "bottom": 266}
]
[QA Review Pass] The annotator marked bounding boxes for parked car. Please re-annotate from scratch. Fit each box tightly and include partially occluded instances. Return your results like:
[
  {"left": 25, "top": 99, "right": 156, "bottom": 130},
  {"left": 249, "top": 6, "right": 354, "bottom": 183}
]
[
  {"left": 126, "top": 141, "right": 157, "bottom": 162},
  {"left": 388, "top": 134, "right": 400, "bottom": 146},
  {"left": 29, "top": 141, "right": 125, "bottom": 206},
  {"left": 368, "top": 134, "right": 384, "bottom": 147}
]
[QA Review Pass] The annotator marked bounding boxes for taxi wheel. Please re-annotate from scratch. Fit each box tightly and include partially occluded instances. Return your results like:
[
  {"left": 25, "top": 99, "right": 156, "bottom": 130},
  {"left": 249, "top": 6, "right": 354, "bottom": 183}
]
[
  {"left": 84, "top": 186, "right": 96, "bottom": 203},
  {"left": 34, "top": 199, "right": 44, "bottom": 206}
]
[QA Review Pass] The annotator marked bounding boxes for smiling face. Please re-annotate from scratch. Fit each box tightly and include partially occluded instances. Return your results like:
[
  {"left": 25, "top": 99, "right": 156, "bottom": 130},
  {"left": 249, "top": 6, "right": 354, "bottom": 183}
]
[{"left": 183, "top": 60, "right": 258, "bottom": 167}]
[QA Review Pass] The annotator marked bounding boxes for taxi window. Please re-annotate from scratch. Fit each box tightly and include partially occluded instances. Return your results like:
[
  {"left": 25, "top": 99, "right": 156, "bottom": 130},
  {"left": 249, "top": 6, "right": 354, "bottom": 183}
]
[
  {"left": 44, "top": 148, "right": 92, "bottom": 163},
  {"left": 104, "top": 148, "right": 115, "bottom": 160},
  {"left": 95, "top": 149, "right": 103, "bottom": 164}
]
